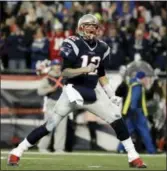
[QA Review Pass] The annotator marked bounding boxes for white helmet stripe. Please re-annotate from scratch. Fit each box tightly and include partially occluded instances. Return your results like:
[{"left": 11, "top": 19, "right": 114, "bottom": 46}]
[
  {"left": 103, "top": 47, "right": 110, "bottom": 60},
  {"left": 64, "top": 39, "right": 79, "bottom": 56}
]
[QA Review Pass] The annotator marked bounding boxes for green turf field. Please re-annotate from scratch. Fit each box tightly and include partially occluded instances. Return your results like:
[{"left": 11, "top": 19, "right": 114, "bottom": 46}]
[{"left": 1, "top": 151, "right": 166, "bottom": 170}]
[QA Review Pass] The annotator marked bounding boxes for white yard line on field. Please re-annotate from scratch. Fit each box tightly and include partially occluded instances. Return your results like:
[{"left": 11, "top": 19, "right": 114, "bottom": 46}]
[
  {"left": 88, "top": 165, "right": 101, "bottom": 168},
  {"left": 1, "top": 151, "right": 166, "bottom": 157}
]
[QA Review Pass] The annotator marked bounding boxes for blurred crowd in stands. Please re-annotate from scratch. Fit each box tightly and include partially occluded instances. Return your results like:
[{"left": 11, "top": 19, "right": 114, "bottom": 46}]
[{"left": 0, "top": 1, "right": 167, "bottom": 71}]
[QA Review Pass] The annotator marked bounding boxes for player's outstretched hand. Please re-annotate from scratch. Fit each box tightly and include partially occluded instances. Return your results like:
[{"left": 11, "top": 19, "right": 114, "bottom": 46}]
[{"left": 87, "top": 63, "right": 96, "bottom": 73}]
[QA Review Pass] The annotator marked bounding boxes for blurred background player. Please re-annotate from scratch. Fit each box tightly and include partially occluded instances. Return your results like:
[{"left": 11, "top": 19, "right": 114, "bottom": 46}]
[
  {"left": 36, "top": 59, "right": 67, "bottom": 153},
  {"left": 117, "top": 71, "right": 156, "bottom": 154}
]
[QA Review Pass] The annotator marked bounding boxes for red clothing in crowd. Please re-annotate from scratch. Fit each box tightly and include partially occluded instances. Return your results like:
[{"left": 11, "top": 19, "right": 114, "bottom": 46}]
[{"left": 47, "top": 30, "right": 73, "bottom": 61}]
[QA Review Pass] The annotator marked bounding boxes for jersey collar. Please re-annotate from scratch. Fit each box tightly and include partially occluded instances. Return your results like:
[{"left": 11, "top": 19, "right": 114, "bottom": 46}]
[{"left": 80, "top": 36, "right": 98, "bottom": 51}]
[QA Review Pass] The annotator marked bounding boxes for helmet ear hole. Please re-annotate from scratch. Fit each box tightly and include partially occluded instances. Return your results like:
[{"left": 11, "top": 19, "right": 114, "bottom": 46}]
[
  {"left": 79, "top": 25, "right": 84, "bottom": 31},
  {"left": 77, "top": 25, "right": 84, "bottom": 36}
]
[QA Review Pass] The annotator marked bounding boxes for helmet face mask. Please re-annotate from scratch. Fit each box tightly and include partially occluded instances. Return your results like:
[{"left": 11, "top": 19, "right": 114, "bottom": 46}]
[{"left": 77, "top": 14, "right": 99, "bottom": 40}]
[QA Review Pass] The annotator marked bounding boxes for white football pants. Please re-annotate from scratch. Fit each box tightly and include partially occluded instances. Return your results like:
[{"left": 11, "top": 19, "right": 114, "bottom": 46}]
[
  {"left": 38, "top": 98, "right": 67, "bottom": 151},
  {"left": 45, "top": 84, "right": 122, "bottom": 132}
]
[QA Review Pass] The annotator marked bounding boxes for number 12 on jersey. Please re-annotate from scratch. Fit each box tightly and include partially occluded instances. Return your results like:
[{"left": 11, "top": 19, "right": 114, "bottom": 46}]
[{"left": 81, "top": 55, "right": 101, "bottom": 75}]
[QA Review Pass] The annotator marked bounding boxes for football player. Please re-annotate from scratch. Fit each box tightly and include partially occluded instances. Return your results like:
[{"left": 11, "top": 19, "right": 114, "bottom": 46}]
[
  {"left": 36, "top": 59, "right": 67, "bottom": 153},
  {"left": 8, "top": 14, "right": 146, "bottom": 168}
]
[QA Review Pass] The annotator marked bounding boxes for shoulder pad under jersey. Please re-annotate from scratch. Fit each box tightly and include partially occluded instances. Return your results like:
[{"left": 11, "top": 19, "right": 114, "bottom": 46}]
[
  {"left": 99, "top": 40, "right": 109, "bottom": 48},
  {"left": 99, "top": 40, "right": 111, "bottom": 60},
  {"left": 68, "top": 36, "right": 80, "bottom": 42},
  {"left": 63, "top": 36, "right": 81, "bottom": 56}
]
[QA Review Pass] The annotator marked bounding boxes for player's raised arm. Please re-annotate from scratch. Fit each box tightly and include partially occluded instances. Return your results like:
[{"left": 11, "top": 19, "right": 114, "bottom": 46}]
[{"left": 37, "top": 78, "right": 57, "bottom": 96}]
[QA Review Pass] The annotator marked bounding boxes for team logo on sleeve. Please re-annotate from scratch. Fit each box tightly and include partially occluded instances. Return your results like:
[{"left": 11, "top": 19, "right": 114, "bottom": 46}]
[{"left": 60, "top": 47, "right": 72, "bottom": 56}]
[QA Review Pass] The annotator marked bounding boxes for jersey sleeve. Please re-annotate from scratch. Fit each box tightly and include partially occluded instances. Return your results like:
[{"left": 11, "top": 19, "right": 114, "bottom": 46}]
[
  {"left": 59, "top": 38, "right": 77, "bottom": 69},
  {"left": 97, "top": 41, "right": 110, "bottom": 77},
  {"left": 60, "top": 42, "right": 75, "bottom": 69},
  {"left": 100, "top": 40, "right": 111, "bottom": 61},
  {"left": 59, "top": 37, "right": 80, "bottom": 62},
  {"left": 59, "top": 42, "right": 77, "bottom": 63},
  {"left": 97, "top": 60, "right": 105, "bottom": 77}
]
